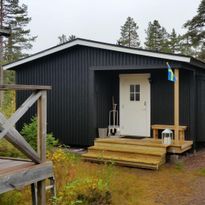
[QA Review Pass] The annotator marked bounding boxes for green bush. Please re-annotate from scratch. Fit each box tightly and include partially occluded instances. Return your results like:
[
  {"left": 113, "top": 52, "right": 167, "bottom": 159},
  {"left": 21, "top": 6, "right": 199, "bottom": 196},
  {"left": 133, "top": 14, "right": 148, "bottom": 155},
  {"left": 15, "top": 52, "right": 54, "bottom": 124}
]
[
  {"left": 0, "top": 139, "right": 24, "bottom": 158},
  {"left": 20, "top": 116, "right": 59, "bottom": 150},
  {"left": 0, "top": 191, "right": 23, "bottom": 205},
  {"left": 53, "top": 177, "right": 112, "bottom": 205}
]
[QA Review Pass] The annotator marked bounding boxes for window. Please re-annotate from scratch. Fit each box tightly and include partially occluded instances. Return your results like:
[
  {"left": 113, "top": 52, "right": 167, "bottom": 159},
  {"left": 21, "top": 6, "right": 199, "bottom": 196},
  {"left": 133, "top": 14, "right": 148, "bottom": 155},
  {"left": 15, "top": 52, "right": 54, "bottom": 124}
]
[{"left": 130, "top": 84, "right": 140, "bottom": 101}]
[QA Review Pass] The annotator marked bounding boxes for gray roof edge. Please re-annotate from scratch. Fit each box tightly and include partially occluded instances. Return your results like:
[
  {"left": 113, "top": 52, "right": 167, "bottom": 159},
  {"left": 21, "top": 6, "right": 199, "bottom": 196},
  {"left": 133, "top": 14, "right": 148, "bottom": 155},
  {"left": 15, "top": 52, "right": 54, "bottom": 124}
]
[{"left": 3, "top": 38, "right": 201, "bottom": 70}]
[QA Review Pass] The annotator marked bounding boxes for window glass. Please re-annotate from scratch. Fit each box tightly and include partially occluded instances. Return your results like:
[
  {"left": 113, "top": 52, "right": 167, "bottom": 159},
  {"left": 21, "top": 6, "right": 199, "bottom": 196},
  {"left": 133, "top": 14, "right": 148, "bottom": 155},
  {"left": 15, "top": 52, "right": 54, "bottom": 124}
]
[
  {"left": 135, "top": 93, "right": 140, "bottom": 101},
  {"left": 130, "top": 93, "right": 134, "bottom": 101},
  {"left": 130, "top": 84, "right": 140, "bottom": 101},
  {"left": 135, "top": 85, "right": 140, "bottom": 92},
  {"left": 130, "top": 85, "right": 134, "bottom": 92}
]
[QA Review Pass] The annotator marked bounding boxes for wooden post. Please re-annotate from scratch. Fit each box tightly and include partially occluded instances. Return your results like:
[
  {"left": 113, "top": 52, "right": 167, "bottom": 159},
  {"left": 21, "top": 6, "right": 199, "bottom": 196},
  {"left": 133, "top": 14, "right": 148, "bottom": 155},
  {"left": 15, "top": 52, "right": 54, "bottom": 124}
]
[
  {"left": 37, "top": 91, "right": 47, "bottom": 161},
  {"left": 174, "top": 69, "right": 179, "bottom": 143},
  {"left": 0, "top": 65, "right": 3, "bottom": 106},
  {"left": 153, "top": 129, "right": 158, "bottom": 140},
  {"left": 31, "top": 183, "right": 37, "bottom": 205},
  {"left": 37, "top": 90, "right": 47, "bottom": 205}
]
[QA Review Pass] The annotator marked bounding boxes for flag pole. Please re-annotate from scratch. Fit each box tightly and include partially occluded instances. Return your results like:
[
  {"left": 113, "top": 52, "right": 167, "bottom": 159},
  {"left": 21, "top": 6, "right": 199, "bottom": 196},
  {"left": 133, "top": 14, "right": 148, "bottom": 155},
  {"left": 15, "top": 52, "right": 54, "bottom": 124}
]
[{"left": 174, "top": 68, "right": 179, "bottom": 143}]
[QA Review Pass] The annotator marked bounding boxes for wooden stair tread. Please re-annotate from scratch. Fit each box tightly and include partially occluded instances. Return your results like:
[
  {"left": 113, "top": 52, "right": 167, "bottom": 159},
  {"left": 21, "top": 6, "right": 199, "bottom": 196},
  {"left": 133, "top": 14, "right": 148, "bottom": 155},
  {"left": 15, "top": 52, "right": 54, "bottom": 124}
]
[
  {"left": 89, "top": 143, "right": 166, "bottom": 156},
  {"left": 83, "top": 138, "right": 193, "bottom": 170},
  {"left": 83, "top": 139, "right": 167, "bottom": 170},
  {"left": 96, "top": 138, "right": 170, "bottom": 148},
  {"left": 83, "top": 151, "right": 163, "bottom": 165},
  {"left": 83, "top": 157, "right": 159, "bottom": 170},
  {"left": 87, "top": 149, "right": 164, "bottom": 160}
]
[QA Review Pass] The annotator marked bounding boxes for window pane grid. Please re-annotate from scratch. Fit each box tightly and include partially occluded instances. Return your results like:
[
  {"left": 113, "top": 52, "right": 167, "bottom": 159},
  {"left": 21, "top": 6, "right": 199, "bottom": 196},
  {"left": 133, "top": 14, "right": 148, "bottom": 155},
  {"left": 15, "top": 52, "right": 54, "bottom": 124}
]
[{"left": 130, "top": 84, "right": 140, "bottom": 101}]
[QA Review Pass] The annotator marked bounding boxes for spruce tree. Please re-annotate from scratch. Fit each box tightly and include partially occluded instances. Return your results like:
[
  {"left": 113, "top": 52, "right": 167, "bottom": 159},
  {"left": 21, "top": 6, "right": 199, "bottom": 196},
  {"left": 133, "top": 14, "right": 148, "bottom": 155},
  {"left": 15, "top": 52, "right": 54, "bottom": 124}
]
[
  {"left": 184, "top": 0, "right": 205, "bottom": 60},
  {"left": 1, "top": 0, "right": 37, "bottom": 63},
  {"left": 168, "top": 29, "right": 182, "bottom": 54},
  {"left": 118, "top": 17, "right": 140, "bottom": 48},
  {"left": 144, "top": 20, "right": 169, "bottom": 52}
]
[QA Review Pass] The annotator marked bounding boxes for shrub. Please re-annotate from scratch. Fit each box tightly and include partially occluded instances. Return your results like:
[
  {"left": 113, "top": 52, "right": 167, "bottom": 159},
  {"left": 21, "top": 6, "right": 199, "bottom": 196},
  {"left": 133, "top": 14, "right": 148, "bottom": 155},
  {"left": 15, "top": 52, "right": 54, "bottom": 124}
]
[
  {"left": 0, "top": 139, "right": 24, "bottom": 158},
  {"left": 20, "top": 116, "right": 59, "bottom": 150},
  {"left": 53, "top": 178, "right": 111, "bottom": 205},
  {"left": 0, "top": 90, "right": 16, "bottom": 118},
  {"left": 0, "top": 191, "right": 23, "bottom": 205},
  {"left": 48, "top": 149, "right": 112, "bottom": 205}
]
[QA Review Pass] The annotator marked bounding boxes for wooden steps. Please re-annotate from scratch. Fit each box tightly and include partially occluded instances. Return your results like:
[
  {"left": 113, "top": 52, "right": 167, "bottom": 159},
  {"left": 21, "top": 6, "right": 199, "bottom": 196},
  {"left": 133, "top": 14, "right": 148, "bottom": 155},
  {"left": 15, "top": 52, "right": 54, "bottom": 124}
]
[
  {"left": 91, "top": 142, "right": 166, "bottom": 156},
  {"left": 82, "top": 138, "right": 167, "bottom": 170},
  {"left": 96, "top": 137, "right": 170, "bottom": 148},
  {"left": 142, "top": 138, "right": 193, "bottom": 153}
]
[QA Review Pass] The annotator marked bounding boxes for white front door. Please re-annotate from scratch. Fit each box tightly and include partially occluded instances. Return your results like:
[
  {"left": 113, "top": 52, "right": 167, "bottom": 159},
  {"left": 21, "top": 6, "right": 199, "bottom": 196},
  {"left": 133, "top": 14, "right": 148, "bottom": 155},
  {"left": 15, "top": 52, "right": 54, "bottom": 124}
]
[{"left": 120, "top": 74, "right": 150, "bottom": 137}]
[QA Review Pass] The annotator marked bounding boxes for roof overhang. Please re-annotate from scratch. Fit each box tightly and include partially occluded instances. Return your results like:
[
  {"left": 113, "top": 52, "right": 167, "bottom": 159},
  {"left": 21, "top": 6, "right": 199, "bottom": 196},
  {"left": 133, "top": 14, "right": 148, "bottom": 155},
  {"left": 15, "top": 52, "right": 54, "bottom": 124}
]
[{"left": 2, "top": 38, "right": 194, "bottom": 70}]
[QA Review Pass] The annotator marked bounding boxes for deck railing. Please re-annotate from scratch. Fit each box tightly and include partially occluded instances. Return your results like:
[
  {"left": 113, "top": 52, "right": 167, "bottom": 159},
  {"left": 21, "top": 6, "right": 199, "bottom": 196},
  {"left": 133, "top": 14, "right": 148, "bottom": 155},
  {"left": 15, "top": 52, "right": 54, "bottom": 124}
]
[{"left": 0, "top": 84, "right": 53, "bottom": 205}]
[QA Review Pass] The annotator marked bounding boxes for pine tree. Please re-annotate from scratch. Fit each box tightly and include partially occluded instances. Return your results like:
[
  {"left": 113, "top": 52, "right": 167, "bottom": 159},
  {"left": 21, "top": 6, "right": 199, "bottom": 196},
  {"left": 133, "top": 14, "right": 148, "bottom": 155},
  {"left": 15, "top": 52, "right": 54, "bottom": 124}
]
[
  {"left": 144, "top": 20, "right": 169, "bottom": 52},
  {"left": 167, "top": 29, "right": 182, "bottom": 54},
  {"left": 184, "top": 0, "right": 205, "bottom": 60},
  {"left": 1, "top": 0, "right": 37, "bottom": 63},
  {"left": 58, "top": 34, "right": 76, "bottom": 45},
  {"left": 118, "top": 17, "right": 140, "bottom": 48},
  {"left": 179, "top": 34, "right": 195, "bottom": 56}
]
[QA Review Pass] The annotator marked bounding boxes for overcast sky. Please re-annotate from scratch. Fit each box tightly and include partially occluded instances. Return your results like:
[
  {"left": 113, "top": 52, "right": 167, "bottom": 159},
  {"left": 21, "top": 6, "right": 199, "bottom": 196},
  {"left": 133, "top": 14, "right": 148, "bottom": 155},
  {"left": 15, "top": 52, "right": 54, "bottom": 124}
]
[{"left": 20, "top": 0, "right": 201, "bottom": 54}]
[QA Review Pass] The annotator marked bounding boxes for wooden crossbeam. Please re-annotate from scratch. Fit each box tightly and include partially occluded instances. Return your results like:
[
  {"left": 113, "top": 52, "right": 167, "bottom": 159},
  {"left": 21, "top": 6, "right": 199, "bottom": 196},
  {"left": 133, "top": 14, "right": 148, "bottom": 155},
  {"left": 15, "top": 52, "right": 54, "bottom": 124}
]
[
  {"left": 0, "top": 91, "right": 42, "bottom": 140},
  {"left": 0, "top": 113, "right": 41, "bottom": 163},
  {"left": 0, "top": 84, "right": 51, "bottom": 91}
]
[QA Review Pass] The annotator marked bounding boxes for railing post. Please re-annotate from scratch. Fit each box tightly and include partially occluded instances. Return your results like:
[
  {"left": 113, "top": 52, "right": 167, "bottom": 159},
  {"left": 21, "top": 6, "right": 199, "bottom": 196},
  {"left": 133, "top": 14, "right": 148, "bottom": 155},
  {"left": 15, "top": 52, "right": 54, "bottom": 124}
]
[
  {"left": 37, "top": 90, "right": 47, "bottom": 205},
  {"left": 37, "top": 90, "right": 47, "bottom": 161}
]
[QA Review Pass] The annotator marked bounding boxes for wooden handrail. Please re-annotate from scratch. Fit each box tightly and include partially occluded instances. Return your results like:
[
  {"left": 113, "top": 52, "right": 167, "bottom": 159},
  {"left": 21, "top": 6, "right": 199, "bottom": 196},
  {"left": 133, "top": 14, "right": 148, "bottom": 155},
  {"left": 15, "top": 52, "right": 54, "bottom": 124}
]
[
  {"left": 151, "top": 124, "right": 187, "bottom": 142},
  {"left": 151, "top": 124, "right": 187, "bottom": 131},
  {"left": 0, "top": 84, "right": 51, "bottom": 90}
]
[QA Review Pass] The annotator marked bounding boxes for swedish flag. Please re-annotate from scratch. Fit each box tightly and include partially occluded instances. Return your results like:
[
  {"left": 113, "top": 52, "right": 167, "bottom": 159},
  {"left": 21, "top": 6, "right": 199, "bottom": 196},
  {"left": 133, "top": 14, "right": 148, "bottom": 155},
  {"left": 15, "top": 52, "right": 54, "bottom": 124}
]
[{"left": 166, "top": 62, "right": 176, "bottom": 82}]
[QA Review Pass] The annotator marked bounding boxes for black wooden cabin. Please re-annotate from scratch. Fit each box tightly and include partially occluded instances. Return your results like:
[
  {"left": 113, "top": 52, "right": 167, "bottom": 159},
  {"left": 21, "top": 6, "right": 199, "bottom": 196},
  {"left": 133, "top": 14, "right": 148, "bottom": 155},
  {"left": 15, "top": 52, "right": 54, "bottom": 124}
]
[{"left": 3, "top": 38, "right": 205, "bottom": 147}]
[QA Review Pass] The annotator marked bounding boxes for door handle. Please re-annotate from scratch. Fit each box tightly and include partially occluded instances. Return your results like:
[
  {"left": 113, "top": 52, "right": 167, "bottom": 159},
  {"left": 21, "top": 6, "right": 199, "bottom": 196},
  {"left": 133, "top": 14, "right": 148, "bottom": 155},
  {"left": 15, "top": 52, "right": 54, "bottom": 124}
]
[{"left": 144, "top": 101, "right": 146, "bottom": 106}]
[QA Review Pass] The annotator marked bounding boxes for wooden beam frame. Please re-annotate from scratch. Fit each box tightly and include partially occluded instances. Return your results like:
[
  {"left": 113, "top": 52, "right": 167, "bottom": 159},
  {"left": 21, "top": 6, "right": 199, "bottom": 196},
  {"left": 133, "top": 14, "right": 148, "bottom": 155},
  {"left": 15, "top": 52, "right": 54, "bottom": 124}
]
[
  {"left": 0, "top": 113, "right": 40, "bottom": 163},
  {"left": 0, "top": 84, "right": 53, "bottom": 205},
  {"left": 0, "top": 92, "right": 42, "bottom": 140}
]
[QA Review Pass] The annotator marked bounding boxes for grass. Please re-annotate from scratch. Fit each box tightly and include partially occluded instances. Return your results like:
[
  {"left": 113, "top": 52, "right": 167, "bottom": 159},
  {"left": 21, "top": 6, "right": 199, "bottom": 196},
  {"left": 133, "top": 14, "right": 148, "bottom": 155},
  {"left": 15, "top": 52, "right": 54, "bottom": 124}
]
[
  {"left": 0, "top": 143, "right": 204, "bottom": 205},
  {"left": 0, "top": 139, "right": 25, "bottom": 158},
  {"left": 197, "top": 168, "right": 205, "bottom": 176},
  {"left": 175, "top": 160, "right": 184, "bottom": 171}
]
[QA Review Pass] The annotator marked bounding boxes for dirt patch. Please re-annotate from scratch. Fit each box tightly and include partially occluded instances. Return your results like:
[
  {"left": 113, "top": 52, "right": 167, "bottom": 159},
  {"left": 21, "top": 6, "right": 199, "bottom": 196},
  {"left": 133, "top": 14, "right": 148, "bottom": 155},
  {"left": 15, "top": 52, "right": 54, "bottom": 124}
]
[
  {"left": 108, "top": 148, "right": 205, "bottom": 205},
  {"left": 183, "top": 149, "right": 205, "bottom": 170}
]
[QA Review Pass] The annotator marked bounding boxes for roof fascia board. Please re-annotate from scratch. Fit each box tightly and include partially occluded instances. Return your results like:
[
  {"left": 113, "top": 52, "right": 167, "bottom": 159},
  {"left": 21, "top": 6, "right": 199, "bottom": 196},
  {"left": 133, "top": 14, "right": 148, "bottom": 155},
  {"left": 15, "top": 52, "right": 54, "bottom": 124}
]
[{"left": 3, "top": 39, "right": 191, "bottom": 70}]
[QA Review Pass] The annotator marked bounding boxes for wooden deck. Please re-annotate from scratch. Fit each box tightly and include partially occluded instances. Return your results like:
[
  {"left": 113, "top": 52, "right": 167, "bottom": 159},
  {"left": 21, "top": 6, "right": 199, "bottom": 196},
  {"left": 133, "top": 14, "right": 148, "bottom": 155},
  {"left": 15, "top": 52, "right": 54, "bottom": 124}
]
[
  {"left": 0, "top": 158, "right": 53, "bottom": 194},
  {"left": 82, "top": 137, "right": 193, "bottom": 170}
]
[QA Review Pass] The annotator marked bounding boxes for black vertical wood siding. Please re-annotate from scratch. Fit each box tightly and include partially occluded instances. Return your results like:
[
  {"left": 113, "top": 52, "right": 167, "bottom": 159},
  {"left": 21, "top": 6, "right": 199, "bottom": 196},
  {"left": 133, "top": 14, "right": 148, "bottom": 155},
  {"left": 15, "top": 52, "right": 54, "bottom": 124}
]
[
  {"left": 14, "top": 45, "right": 201, "bottom": 146},
  {"left": 196, "top": 73, "right": 205, "bottom": 142}
]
